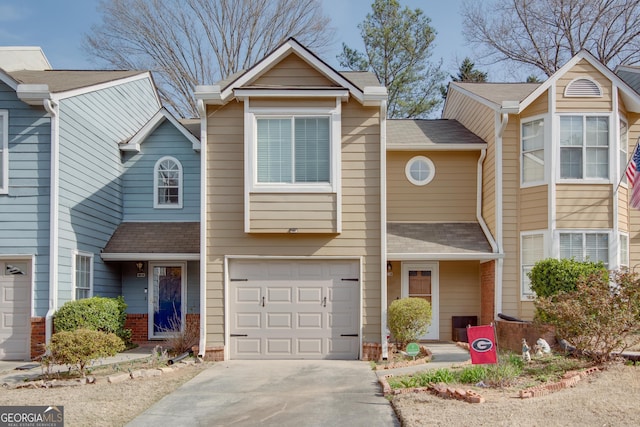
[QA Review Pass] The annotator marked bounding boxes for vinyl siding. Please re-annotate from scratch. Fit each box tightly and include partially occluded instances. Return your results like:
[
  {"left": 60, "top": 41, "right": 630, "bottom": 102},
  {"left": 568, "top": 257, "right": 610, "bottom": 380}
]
[
  {"left": 386, "top": 151, "right": 478, "bottom": 222},
  {"left": 56, "top": 77, "right": 159, "bottom": 305},
  {"left": 519, "top": 185, "right": 548, "bottom": 230},
  {"left": 252, "top": 53, "right": 335, "bottom": 87},
  {"left": 249, "top": 192, "right": 337, "bottom": 232},
  {"left": 442, "top": 88, "right": 496, "bottom": 236},
  {"left": 438, "top": 261, "right": 481, "bottom": 340},
  {"left": 556, "top": 184, "right": 612, "bottom": 228},
  {"left": 502, "top": 119, "right": 520, "bottom": 315},
  {"left": 556, "top": 60, "right": 612, "bottom": 112},
  {"left": 0, "top": 82, "right": 51, "bottom": 315},
  {"left": 205, "top": 98, "right": 382, "bottom": 348},
  {"left": 122, "top": 120, "right": 200, "bottom": 222},
  {"left": 521, "top": 89, "right": 549, "bottom": 117}
]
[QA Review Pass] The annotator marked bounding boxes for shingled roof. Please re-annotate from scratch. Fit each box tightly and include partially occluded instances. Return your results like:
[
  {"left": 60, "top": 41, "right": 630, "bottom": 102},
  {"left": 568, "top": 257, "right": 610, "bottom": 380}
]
[
  {"left": 451, "top": 82, "right": 541, "bottom": 105},
  {"left": 387, "top": 222, "right": 494, "bottom": 258},
  {"left": 7, "top": 69, "right": 144, "bottom": 93},
  {"left": 387, "top": 119, "right": 485, "bottom": 148},
  {"left": 103, "top": 222, "right": 199, "bottom": 256}
]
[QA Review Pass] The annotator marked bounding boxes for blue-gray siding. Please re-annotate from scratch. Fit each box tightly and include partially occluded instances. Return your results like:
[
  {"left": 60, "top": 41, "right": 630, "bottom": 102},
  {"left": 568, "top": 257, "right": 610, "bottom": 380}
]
[
  {"left": 56, "top": 77, "right": 160, "bottom": 306},
  {"left": 0, "top": 81, "right": 51, "bottom": 316},
  {"left": 122, "top": 120, "right": 200, "bottom": 221}
]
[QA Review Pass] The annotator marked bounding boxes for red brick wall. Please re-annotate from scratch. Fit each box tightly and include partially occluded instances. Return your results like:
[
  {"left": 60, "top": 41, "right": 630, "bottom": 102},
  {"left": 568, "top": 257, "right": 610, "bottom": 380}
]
[
  {"left": 480, "top": 261, "right": 495, "bottom": 325},
  {"left": 495, "top": 319, "right": 556, "bottom": 353},
  {"left": 30, "top": 317, "right": 46, "bottom": 360},
  {"left": 125, "top": 313, "right": 200, "bottom": 345}
]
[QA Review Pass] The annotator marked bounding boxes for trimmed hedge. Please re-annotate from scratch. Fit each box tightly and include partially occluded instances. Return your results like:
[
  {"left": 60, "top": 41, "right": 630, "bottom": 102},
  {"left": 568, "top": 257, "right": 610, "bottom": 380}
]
[
  {"left": 54, "top": 296, "right": 131, "bottom": 344},
  {"left": 388, "top": 297, "right": 432, "bottom": 348},
  {"left": 49, "top": 328, "right": 125, "bottom": 376},
  {"left": 528, "top": 258, "right": 607, "bottom": 298}
]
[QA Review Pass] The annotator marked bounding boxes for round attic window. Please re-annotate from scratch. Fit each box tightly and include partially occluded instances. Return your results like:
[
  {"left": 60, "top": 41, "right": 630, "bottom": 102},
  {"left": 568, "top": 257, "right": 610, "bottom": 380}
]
[{"left": 405, "top": 156, "right": 435, "bottom": 186}]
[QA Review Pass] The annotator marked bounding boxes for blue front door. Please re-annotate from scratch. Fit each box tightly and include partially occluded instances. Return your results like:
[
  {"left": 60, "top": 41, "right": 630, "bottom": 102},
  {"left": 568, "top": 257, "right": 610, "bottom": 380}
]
[{"left": 149, "top": 263, "right": 185, "bottom": 338}]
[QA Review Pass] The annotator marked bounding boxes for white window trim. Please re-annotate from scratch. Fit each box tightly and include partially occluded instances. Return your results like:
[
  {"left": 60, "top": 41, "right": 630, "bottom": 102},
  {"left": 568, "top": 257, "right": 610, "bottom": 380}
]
[
  {"left": 520, "top": 231, "right": 547, "bottom": 301},
  {"left": 246, "top": 104, "right": 341, "bottom": 193},
  {"left": 72, "top": 250, "right": 94, "bottom": 300},
  {"left": 557, "top": 113, "right": 612, "bottom": 183},
  {"left": 619, "top": 232, "right": 629, "bottom": 270},
  {"left": 0, "top": 109, "right": 8, "bottom": 194},
  {"left": 405, "top": 155, "right": 435, "bottom": 186},
  {"left": 555, "top": 229, "right": 612, "bottom": 266},
  {"left": 153, "top": 156, "right": 183, "bottom": 209},
  {"left": 619, "top": 117, "right": 629, "bottom": 188},
  {"left": 521, "top": 114, "right": 547, "bottom": 188}
]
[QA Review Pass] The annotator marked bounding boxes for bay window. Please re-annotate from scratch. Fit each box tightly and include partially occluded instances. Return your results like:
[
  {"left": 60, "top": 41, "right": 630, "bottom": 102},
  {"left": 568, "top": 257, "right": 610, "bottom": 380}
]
[
  {"left": 560, "top": 115, "right": 609, "bottom": 180},
  {"left": 559, "top": 232, "right": 609, "bottom": 266},
  {"left": 521, "top": 117, "right": 545, "bottom": 185}
]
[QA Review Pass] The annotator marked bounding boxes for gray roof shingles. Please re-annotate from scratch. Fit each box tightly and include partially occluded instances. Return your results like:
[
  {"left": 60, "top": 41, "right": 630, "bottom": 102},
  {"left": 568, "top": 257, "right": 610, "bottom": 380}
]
[
  {"left": 387, "top": 119, "right": 485, "bottom": 147},
  {"left": 387, "top": 222, "right": 492, "bottom": 255},
  {"left": 8, "top": 70, "right": 144, "bottom": 93},
  {"left": 103, "top": 222, "right": 199, "bottom": 254}
]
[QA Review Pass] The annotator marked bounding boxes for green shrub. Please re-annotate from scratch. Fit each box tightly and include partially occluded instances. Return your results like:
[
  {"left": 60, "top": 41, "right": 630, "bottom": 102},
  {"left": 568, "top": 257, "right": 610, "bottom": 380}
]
[
  {"left": 534, "top": 270, "right": 640, "bottom": 363},
  {"left": 54, "top": 296, "right": 132, "bottom": 345},
  {"left": 388, "top": 297, "right": 432, "bottom": 348},
  {"left": 528, "top": 258, "right": 607, "bottom": 298},
  {"left": 49, "top": 328, "right": 125, "bottom": 376},
  {"left": 457, "top": 365, "right": 487, "bottom": 384}
]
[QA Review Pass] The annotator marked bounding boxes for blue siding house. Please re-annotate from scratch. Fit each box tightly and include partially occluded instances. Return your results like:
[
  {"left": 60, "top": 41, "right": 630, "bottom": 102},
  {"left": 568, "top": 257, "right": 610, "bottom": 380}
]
[{"left": 0, "top": 48, "right": 201, "bottom": 360}]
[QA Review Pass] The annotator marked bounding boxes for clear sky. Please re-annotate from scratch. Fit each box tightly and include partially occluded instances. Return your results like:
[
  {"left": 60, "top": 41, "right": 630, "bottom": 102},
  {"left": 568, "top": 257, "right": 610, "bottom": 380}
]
[{"left": 0, "top": 0, "right": 476, "bottom": 78}]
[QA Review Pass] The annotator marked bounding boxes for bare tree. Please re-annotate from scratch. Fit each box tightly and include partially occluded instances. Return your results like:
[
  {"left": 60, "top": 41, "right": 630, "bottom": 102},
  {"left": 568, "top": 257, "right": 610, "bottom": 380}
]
[
  {"left": 84, "top": 0, "right": 333, "bottom": 117},
  {"left": 462, "top": 0, "right": 640, "bottom": 78}
]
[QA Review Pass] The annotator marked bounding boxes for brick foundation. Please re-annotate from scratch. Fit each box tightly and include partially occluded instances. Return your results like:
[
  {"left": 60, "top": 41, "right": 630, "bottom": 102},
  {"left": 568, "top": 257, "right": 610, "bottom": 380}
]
[
  {"left": 125, "top": 313, "right": 200, "bottom": 344},
  {"left": 495, "top": 319, "right": 556, "bottom": 353},
  {"left": 30, "top": 317, "right": 46, "bottom": 360},
  {"left": 362, "top": 342, "right": 382, "bottom": 361},
  {"left": 480, "top": 261, "right": 495, "bottom": 325},
  {"left": 201, "top": 346, "right": 225, "bottom": 361}
]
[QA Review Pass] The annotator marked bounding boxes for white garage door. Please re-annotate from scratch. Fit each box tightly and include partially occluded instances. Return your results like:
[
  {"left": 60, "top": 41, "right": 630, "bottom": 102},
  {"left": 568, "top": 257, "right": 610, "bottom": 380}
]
[
  {"left": 0, "top": 260, "right": 31, "bottom": 361},
  {"left": 229, "top": 259, "right": 360, "bottom": 360}
]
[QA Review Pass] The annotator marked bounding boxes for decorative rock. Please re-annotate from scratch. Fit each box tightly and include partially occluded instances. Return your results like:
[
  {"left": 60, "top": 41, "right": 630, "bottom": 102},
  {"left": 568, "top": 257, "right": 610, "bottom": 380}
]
[{"left": 107, "top": 372, "right": 131, "bottom": 384}]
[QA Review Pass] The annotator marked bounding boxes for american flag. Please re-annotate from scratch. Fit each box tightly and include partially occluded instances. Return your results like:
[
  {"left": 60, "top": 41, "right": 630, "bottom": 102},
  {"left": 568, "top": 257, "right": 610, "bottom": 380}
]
[{"left": 627, "top": 143, "right": 640, "bottom": 208}]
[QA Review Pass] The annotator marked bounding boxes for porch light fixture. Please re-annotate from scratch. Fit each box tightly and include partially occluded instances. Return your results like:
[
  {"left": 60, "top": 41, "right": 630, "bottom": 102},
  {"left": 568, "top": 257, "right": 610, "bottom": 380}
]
[
  {"left": 136, "top": 261, "right": 145, "bottom": 275},
  {"left": 387, "top": 261, "right": 392, "bottom": 272}
]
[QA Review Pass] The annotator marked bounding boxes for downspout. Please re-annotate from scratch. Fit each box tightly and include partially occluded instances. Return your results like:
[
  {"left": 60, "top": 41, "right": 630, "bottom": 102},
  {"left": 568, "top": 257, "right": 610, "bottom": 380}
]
[
  {"left": 379, "top": 100, "right": 388, "bottom": 360},
  {"left": 44, "top": 98, "right": 59, "bottom": 347},
  {"left": 197, "top": 99, "right": 207, "bottom": 358},
  {"left": 494, "top": 111, "right": 510, "bottom": 319}
]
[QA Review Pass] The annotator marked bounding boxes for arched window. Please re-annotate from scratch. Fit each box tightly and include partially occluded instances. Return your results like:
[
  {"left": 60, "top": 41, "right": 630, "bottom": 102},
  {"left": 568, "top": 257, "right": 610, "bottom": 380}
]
[{"left": 154, "top": 157, "right": 182, "bottom": 208}]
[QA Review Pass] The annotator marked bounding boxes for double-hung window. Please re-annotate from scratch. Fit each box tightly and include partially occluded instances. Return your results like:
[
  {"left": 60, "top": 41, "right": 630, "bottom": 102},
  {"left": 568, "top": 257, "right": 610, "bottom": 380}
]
[
  {"left": 560, "top": 115, "right": 609, "bottom": 180},
  {"left": 521, "top": 233, "right": 545, "bottom": 299},
  {"left": 154, "top": 157, "right": 182, "bottom": 208},
  {"left": 74, "top": 252, "right": 93, "bottom": 300},
  {"left": 619, "top": 119, "right": 629, "bottom": 185},
  {"left": 521, "top": 117, "right": 545, "bottom": 185},
  {"left": 0, "top": 110, "right": 8, "bottom": 194},
  {"left": 620, "top": 233, "right": 629, "bottom": 270},
  {"left": 256, "top": 116, "right": 330, "bottom": 185},
  {"left": 559, "top": 232, "right": 609, "bottom": 266}
]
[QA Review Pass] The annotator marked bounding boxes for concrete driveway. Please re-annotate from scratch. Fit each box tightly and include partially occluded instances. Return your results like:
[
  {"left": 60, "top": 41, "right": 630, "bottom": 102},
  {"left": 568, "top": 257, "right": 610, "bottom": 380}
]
[{"left": 126, "top": 359, "right": 400, "bottom": 427}]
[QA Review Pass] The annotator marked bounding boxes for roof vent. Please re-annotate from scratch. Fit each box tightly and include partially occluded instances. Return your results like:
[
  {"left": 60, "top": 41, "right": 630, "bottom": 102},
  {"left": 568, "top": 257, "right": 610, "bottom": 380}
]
[{"left": 564, "top": 78, "right": 602, "bottom": 97}]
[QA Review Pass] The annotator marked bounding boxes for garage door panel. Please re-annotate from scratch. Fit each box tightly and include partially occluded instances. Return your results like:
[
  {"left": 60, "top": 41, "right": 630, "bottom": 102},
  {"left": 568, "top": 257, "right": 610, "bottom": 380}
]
[
  {"left": 267, "top": 339, "right": 292, "bottom": 354},
  {"left": 298, "top": 287, "right": 322, "bottom": 303},
  {"left": 297, "top": 312, "right": 323, "bottom": 328},
  {"left": 266, "top": 313, "right": 292, "bottom": 328},
  {"left": 236, "top": 313, "right": 261, "bottom": 329},
  {"left": 229, "top": 259, "right": 360, "bottom": 360},
  {"left": 267, "top": 287, "right": 292, "bottom": 303}
]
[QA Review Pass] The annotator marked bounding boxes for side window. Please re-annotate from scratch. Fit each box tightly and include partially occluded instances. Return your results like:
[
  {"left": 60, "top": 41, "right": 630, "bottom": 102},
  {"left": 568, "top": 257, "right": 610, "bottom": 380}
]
[
  {"left": 0, "top": 110, "right": 8, "bottom": 194},
  {"left": 154, "top": 157, "right": 183, "bottom": 209},
  {"left": 620, "top": 120, "right": 628, "bottom": 186},
  {"left": 74, "top": 252, "right": 93, "bottom": 300},
  {"left": 620, "top": 233, "right": 629, "bottom": 270},
  {"left": 521, "top": 233, "right": 544, "bottom": 299},
  {"left": 521, "top": 117, "right": 545, "bottom": 185}
]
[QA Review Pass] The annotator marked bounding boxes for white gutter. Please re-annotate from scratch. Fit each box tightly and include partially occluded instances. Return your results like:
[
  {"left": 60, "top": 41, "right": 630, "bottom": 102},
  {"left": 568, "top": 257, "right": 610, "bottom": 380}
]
[
  {"left": 197, "top": 99, "right": 207, "bottom": 358},
  {"left": 43, "top": 98, "right": 59, "bottom": 347},
  {"left": 476, "top": 148, "right": 498, "bottom": 253},
  {"left": 380, "top": 100, "right": 388, "bottom": 360}
]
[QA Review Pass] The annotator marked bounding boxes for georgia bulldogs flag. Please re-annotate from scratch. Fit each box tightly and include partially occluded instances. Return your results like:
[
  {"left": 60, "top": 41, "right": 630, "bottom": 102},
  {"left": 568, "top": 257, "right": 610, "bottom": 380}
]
[{"left": 467, "top": 324, "right": 498, "bottom": 365}]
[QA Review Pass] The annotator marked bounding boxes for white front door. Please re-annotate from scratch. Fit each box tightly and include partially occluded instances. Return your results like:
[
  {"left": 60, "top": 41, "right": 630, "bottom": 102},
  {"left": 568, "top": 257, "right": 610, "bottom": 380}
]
[
  {"left": 401, "top": 262, "right": 439, "bottom": 340},
  {"left": 148, "top": 263, "right": 186, "bottom": 339},
  {"left": 0, "top": 260, "right": 31, "bottom": 360}
]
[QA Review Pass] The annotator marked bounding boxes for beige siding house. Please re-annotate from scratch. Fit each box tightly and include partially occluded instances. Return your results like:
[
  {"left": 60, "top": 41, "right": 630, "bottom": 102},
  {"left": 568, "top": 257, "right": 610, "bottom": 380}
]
[
  {"left": 195, "top": 39, "right": 387, "bottom": 360},
  {"left": 443, "top": 50, "right": 640, "bottom": 321},
  {"left": 190, "top": 40, "right": 640, "bottom": 361}
]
